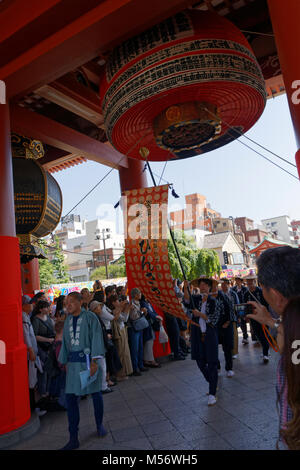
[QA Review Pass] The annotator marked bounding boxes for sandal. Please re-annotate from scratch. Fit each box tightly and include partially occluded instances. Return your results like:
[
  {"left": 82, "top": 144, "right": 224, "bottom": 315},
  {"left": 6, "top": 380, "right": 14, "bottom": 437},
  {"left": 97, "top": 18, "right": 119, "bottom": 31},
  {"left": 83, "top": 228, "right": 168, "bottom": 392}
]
[
  {"left": 144, "top": 362, "right": 161, "bottom": 368},
  {"left": 108, "top": 380, "right": 117, "bottom": 386}
]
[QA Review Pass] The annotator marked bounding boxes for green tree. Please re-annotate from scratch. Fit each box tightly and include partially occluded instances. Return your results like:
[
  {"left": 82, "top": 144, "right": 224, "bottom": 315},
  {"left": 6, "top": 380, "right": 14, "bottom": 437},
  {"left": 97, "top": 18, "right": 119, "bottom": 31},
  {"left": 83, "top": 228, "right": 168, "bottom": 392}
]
[
  {"left": 51, "top": 236, "right": 70, "bottom": 283},
  {"left": 168, "top": 230, "right": 221, "bottom": 280},
  {"left": 90, "top": 260, "right": 126, "bottom": 280},
  {"left": 38, "top": 240, "right": 56, "bottom": 288}
]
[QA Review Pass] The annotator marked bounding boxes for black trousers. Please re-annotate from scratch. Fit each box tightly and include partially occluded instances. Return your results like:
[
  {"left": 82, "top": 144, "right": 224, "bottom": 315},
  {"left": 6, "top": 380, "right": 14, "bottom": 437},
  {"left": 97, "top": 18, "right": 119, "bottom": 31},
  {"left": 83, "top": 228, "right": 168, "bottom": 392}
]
[
  {"left": 164, "top": 313, "right": 183, "bottom": 357},
  {"left": 218, "top": 323, "right": 234, "bottom": 371},
  {"left": 239, "top": 318, "right": 248, "bottom": 339},
  {"left": 250, "top": 319, "right": 269, "bottom": 356},
  {"left": 195, "top": 327, "right": 218, "bottom": 396}
]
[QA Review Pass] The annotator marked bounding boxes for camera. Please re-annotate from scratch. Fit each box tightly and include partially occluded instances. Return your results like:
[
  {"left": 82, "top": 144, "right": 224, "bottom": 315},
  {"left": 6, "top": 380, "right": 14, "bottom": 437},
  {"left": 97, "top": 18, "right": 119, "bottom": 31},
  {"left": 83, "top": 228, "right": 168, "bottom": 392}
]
[{"left": 234, "top": 303, "right": 253, "bottom": 317}]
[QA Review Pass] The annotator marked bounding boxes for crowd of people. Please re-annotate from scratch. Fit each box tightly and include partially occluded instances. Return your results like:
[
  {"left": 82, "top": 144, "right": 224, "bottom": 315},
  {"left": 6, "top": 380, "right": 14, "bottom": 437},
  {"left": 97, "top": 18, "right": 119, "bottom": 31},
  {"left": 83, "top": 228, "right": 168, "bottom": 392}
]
[
  {"left": 21, "top": 246, "right": 300, "bottom": 450},
  {"left": 22, "top": 281, "right": 173, "bottom": 436}
]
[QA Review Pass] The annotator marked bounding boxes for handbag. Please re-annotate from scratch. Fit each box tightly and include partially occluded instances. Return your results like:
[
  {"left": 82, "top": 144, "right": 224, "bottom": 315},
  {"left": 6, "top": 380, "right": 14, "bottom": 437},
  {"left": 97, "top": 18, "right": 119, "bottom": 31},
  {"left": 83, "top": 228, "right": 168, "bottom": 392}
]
[
  {"left": 158, "top": 325, "right": 169, "bottom": 344},
  {"left": 150, "top": 316, "right": 161, "bottom": 332},
  {"left": 131, "top": 315, "right": 149, "bottom": 332}
]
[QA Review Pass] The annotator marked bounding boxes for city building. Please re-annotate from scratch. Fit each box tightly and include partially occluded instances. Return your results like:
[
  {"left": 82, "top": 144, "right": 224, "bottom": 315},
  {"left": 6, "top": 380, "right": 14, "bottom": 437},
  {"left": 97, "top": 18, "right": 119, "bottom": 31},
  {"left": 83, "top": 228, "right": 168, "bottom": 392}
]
[
  {"left": 261, "top": 215, "right": 297, "bottom": 246},
  {"left": 184, "top": 228, "right": 211, "bottom": 249},
  {"left": 291, "top": 220, "right": 300, "bottom": 247},
  {"left": 203, "top": 232, "right": 245, "bottom": 267},
  {"left": 235, "top": 216, "right": 269, "bottom": 244},
  {"left": 54, "top": 215, "right": 124, "bottom": 282},
  {"left": 169, "top": 193, "right": 221, "bottom": 232}
]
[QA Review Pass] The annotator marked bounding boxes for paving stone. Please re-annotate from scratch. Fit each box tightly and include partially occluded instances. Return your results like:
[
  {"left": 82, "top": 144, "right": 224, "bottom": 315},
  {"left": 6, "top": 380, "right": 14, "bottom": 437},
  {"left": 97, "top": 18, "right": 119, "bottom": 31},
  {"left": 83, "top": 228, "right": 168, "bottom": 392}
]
[
  {"left": 168, "top": 414, "right": 205, "bottom": 428},
  {"left": 107, "top": 416, "right": 139, "bottom": 431},
  {"left": 7, "top": 344, "right": 280, "bottom": 451},
  {"left": 208, "top": 417, "right": 251, "bottom": 435},
  {"left": 149, "top": 430, "right": 187, "bottom": 450},
  {"left": 112, "top": 437, "right": 153, "bottom": 450},
  {"left": 246, "top": 419, "right": 280, "bottom": 439},
  {"left": 135, "top": 411, "right": 166, "bottom": 425},
  {"left": 180, "top": 425, "right": 219, "bottom": 441},
  {"left": 159, "top": 441, "right": 194, "bottom": 450},
  {"left": 191, "top": 435, "right": 234, "bottom": 450},
  {"left": 112, "top": 425, "right": 146, "bottom": 443},
  {"left": 222, "top": 429, "right": 272, "bottom": 450},
  {"left": 131, "top": 403, "right": 160, "bottom": 415},
  {"left": 141, "top": 420, "right": 175, "bottom": 437}
]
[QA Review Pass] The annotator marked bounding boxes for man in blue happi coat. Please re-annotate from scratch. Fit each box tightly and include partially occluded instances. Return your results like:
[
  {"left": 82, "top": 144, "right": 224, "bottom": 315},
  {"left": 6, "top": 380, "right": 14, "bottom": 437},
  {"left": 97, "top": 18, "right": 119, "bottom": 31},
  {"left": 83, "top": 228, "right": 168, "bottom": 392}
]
[{"left": 58, "top": 291, "right": 107, "bottom": 450}]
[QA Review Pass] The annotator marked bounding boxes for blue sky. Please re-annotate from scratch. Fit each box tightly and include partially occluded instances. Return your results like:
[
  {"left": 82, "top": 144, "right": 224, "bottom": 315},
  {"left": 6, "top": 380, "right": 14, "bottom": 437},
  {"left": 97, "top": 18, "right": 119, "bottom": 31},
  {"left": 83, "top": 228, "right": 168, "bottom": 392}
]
[{"left": 55, "top": 94, "right": 300, "bottom": 232}]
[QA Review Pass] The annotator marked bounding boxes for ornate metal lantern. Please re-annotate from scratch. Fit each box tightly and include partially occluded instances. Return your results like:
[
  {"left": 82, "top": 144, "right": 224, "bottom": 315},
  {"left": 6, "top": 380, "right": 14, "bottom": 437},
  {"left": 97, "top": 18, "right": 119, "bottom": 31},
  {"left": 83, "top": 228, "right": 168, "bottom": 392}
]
[
  {"left": 100, "top": 10, "right": 266, "bottom": 161},
  {"left": 11, "top": 134, "right": 63, "bottom": 263}
]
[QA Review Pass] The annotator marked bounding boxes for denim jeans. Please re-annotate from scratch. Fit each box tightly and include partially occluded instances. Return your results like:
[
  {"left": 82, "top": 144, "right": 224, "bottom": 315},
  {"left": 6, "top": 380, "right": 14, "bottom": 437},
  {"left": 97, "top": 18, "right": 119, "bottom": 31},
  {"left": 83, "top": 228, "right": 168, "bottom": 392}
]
[
  {"left": 127, "top": 327, "right": 144, "bottom": 371},
  {"left": 66, "top": 391, "right": 104, "bottom": 438}
]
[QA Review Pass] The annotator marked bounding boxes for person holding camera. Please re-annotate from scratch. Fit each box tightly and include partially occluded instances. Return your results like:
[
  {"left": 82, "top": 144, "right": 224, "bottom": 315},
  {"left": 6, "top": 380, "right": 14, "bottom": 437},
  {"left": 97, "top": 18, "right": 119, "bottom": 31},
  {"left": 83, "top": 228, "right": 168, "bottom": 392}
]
[
  {"left": 140, "top": 295, "right": 163, "bottom": 368},
  {"left": 92, "top": 280, "right": 105, "bottom": 303},
  {"left": 110, "top": 295, "right": 133, "bottom": 380},
  {"left": 246, "top": 246, "right": 300, "bottom": 449},
  {"left": 243, "top": 273, "right": 270, "bottom": 364}
]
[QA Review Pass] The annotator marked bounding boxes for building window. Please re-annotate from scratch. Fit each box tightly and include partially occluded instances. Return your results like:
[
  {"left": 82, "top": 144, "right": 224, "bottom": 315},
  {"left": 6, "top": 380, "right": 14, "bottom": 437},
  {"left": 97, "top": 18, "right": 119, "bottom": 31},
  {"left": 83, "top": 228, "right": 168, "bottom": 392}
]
[{"left": 76, "top": 230, "right": 81, "bottom": 234}]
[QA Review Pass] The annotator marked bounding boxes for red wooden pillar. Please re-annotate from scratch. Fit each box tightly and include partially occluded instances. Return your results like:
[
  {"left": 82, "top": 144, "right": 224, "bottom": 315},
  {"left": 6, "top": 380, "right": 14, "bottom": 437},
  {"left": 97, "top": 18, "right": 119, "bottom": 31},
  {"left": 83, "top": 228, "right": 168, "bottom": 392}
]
[
  {"left": 118, "top": 158, "right": 171, "bottom": 358},
  {"left": 268, "top": 0, "right": 300, "bottom": 178},
  {"left": 0, "top": 104, "right": 30, "bottom": 435},
  {"left": 21, "top": 258, "right": 40, "bottom": 296}
]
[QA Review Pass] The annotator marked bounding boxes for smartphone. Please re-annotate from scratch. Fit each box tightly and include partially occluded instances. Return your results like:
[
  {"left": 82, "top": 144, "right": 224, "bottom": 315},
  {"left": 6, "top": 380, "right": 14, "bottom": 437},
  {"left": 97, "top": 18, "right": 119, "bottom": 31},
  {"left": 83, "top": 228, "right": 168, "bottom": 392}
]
[{"left": 234, "top": 303, "right": 253, "bottom": 318}]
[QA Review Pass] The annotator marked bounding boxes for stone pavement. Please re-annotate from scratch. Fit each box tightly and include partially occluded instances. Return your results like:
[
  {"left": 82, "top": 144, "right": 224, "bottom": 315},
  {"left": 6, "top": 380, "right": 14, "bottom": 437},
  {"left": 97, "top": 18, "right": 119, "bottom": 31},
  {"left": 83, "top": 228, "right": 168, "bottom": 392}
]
[{"left": 10, "top": 333, "right": 280, "bottom": 451}]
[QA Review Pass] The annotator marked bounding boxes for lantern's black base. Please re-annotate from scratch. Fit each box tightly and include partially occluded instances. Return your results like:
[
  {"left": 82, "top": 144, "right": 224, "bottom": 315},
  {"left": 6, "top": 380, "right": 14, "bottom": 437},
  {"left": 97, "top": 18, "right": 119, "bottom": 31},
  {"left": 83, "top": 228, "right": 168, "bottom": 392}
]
[{"left": 0, "top": 414, "right": 40, "bottom": 449}]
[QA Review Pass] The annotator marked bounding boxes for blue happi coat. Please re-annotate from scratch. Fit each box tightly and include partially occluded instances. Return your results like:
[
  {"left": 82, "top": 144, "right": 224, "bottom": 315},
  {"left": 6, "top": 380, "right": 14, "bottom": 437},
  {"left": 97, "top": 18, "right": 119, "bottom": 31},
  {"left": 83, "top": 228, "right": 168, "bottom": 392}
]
[{"left": 58, "top": 308, "right": 105, "bottom": 396}]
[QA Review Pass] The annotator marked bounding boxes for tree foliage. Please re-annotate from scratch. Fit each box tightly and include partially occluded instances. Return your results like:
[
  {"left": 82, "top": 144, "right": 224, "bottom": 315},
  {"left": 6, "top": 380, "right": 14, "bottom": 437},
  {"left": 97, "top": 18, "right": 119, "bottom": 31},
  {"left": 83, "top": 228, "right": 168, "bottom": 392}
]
[
  {"left": 38, "top": 240, "right": 56, "bottom": 289},
  {"left": 168, "top": 230, "right": 221, "bottom": 280},
  {"left": 38, "top": 236, "right": 70, "bottom": 288},
  {"left": 51, "top": 236, "right": 70, "bottom": 284},
  {"left": 90, "top": 262, "right": 126, "bottom": 281}
]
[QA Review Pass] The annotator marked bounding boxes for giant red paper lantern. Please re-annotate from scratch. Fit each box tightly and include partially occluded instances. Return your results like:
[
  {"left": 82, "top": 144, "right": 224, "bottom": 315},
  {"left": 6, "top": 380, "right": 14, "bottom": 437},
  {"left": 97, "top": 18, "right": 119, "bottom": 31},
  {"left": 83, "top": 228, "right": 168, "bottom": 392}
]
[{"left": 100, "top": 10, "right": 266, "bottom": 161}]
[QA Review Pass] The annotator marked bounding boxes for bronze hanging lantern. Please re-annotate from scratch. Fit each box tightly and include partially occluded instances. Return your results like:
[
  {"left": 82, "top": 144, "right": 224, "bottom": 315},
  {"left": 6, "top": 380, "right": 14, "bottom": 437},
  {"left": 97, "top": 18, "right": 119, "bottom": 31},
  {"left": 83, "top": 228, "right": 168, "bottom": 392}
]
[{"left": 11, "top": 134, "right": 63, "bottom": 263}]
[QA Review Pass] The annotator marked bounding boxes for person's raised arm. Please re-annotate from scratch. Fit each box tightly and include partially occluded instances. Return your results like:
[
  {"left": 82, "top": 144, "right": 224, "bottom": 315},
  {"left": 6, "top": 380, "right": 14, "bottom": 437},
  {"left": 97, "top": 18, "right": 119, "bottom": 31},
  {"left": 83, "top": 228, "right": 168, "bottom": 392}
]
[{"left": 246, "top": 301, "right": 276, "bottom": 328}]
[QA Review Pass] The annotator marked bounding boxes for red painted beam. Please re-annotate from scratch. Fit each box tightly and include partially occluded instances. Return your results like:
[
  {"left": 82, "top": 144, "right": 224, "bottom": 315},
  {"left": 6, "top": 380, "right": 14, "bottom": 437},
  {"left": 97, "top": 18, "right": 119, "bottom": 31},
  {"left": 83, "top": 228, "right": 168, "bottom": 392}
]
[
  {"left": 0, "top": 0, "right": 61, "bottom": 43},
  {"left": 3, "top": 0, "right": 192, "bottom": 98},
  {"left": 10, "top": 105, "right": 128, "bottom": 169}
]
